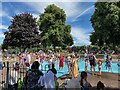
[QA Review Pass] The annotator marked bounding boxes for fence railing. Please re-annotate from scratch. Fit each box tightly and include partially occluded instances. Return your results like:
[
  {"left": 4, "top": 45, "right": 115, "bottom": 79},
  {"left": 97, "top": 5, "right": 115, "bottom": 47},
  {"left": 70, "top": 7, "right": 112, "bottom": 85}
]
[{"left": 0, "top": 62, "right": 50, "bottom": 90}]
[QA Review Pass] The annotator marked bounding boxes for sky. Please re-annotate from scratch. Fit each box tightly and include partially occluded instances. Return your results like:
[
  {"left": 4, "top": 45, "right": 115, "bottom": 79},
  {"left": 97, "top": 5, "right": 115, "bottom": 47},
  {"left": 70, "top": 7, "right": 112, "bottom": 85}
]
[{"left": 0, "top": 0, "right": 96, "bottom": 46}]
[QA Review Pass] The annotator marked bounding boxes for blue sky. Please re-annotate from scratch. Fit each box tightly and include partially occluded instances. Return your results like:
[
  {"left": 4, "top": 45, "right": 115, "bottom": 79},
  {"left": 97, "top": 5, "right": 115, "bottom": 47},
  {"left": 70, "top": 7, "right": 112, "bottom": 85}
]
[{"left": 0, "top": 1, "right": 96, "bottom": 46}]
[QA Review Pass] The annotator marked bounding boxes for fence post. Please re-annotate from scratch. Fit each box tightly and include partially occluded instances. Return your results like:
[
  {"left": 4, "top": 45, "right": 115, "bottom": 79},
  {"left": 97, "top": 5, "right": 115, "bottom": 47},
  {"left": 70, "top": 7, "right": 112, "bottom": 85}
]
[{"left": 6, "top": 61, "right": 9, "bottom": 89}]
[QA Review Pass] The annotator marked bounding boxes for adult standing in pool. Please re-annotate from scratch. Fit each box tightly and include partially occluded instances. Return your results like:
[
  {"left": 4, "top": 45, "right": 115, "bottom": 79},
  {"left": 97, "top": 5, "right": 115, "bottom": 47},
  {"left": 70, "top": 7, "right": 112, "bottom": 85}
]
[{"left": 89, "top": 53, "right": 96, "bottom": 75}]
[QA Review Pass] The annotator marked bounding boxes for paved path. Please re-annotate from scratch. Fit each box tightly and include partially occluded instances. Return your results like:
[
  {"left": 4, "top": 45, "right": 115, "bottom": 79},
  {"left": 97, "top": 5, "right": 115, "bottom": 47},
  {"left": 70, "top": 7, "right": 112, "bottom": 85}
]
[{"left": 58, "top": 72, "right": 120, "bottom": 89}]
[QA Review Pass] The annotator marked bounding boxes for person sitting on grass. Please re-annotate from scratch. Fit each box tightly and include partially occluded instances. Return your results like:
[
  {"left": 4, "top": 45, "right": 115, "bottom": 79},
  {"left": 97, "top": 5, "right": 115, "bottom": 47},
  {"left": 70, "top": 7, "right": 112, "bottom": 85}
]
[{"left": 80, "top": 71, "right": 92, "bottom": 90}]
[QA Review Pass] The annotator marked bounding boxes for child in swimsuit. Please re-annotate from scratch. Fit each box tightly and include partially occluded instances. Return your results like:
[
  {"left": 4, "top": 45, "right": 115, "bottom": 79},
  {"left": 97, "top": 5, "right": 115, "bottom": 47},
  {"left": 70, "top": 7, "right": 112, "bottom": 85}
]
[
  {"left": 105, "top": 59, "right": 109, "bottom": 70},
  {"left": 98, "top": 60, "right": 102, "bottom": 75},
  {"left": 85, "top": 59, "right": 88, "bottom": 72},
  {"left": 108, "top": 57, "right": 112, "bottom": 72}
]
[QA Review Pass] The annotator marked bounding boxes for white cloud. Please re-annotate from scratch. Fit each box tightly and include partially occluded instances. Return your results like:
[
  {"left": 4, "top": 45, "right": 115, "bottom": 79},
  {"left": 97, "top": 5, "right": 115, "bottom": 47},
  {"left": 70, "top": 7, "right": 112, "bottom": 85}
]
[
  {"left": 0, "top": 33, "right": 5, "bottom": 38},
  {"left": 0, "top": 10, "right": 5, "bottom": 17},
  {"left": 23, "top": 2, "right": 95, "bottom": 22},
  {"left": 0, "top": 10, "right": 12, "bottom": 19},
  {"left": 0, "top": 12, "right": 3, "bottom": 17},
  {"left": 32, "top": 13, "right": 39, "bottom": 18},
  {"left": 23, "top": 2, "right": 80, "bottom": 18},
  {"left": 32, "top": 13, "right": 40, "bottom": 21},
  {"left": 0, "top": 2, "right": 1, "bottom": 17},
  {"left": 2, "top": 0, "right": 97, "bottom": 2},
  {"left": 73, "top": 5, "right": 94, "bottom": 21},
  {"left": 0, "top": 24, "right": 8, "bottom": 30},
  {"left": 1, "top": 2, "right": 94, "bottom": 22},
  {"left": 0, "top": 24, "right": 7, "bottom": 39},
  {"left": 71, "top": 27, "right": 91, "bottom": 46},
  {"left": 0, "top": 32, "right": 5, "bottom": 45},
  {"left": 54, "top": 2, "right": 79, "bottom": 18}
]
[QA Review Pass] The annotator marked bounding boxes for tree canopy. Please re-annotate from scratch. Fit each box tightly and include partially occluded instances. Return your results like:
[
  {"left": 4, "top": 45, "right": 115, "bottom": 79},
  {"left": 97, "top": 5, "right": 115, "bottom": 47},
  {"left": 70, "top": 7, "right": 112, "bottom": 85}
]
[
  {"left": 90, "top": 2, "right": 120, "bottom": 48},
  {"left": 37, "top": 4, "right": 73, "bottom": 49},
  {"left": 3, "top": 13, "right": 40, "bottom": 50}
]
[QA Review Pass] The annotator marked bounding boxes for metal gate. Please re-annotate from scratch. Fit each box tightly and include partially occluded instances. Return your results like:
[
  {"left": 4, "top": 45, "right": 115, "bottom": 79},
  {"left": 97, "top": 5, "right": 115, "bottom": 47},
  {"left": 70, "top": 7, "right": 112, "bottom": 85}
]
[
  {"left": 0, "top": 62, "right": 50, "bottom": 90},
  {"left": 0, "top": 62, "right": 29, "bottom": 90}
]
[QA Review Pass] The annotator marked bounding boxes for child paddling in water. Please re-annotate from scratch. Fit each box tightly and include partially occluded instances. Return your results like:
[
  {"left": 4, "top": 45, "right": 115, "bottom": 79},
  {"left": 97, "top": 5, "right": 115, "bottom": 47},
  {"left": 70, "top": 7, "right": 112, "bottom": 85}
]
[
  {"left": 85, "top": 58, "right": 88, "bottom": 72},
  {"left": 108, "top": 57, "right": 112, "bottom": 72},
  {"left": 98, "top": 60, "right": 102, "bottom": 75}
]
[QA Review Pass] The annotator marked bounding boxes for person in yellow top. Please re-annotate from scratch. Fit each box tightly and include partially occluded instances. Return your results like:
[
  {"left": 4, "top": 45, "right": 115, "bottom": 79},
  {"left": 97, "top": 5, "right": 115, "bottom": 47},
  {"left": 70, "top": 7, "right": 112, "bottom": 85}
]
[{"left": 71, "top": 56, "right": 79, "bottom": 78}]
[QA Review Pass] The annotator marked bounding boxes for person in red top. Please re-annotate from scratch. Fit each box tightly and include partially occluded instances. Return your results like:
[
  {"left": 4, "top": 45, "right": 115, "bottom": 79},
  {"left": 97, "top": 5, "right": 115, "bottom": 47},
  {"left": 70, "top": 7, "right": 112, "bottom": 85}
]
[
  {"left": 59, "top": 55, "right": 64, "bottom": 70},
  {"left": 42, "top": 55, "right": 45, "bottom": 61},
  {"left": 24, "top": 54, "right": 30, "bottom": 67}
]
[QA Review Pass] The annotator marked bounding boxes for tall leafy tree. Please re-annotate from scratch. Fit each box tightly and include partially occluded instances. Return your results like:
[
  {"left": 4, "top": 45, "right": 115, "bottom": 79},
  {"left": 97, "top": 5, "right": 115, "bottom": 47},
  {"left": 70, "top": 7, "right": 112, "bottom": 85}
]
[
  {"left": 90, "top": 2, "right": 120, "bottom": 48},
  {"left": 37, "top": 4, "right": 73, "bottom": 49},
  {"left": 3, "top": 13, "right": 40, "bottom": 50}
]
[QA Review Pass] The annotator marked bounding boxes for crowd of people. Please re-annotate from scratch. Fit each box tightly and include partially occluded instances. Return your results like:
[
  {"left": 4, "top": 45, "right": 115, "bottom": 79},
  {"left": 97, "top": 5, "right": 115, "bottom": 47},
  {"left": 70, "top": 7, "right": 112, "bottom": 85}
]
[
  {"left": 8, "top": 61, "right": 105, "bottom": 90},
  {"left": 83, "top": 52, "right": 113, "bottom": 75},
  {"left": 0, "top": 49, "right": 117, "bottom": 90}
]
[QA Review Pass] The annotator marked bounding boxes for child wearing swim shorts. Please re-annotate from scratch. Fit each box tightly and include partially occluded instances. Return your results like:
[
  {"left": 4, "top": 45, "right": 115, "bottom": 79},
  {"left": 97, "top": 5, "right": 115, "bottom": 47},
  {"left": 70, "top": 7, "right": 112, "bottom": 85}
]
[{"left": 98, "top": 60, "right": 102, "bottom": 75}]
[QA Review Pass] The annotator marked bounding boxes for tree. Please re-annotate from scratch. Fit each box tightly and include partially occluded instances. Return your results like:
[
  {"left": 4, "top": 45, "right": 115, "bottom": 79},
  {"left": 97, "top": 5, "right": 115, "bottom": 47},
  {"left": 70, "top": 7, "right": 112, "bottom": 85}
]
[
  {"left": 90, "top": 2, "right": 120, "bottom": 49},
  {"left": 3, "top": 13, "right": 40, "bottom": 50},
  {"left": 37, "top": 4, "right": 73, "bottom": 49},
  {"left": 1, "top": 43, "right": 8, "bottom": 51}
]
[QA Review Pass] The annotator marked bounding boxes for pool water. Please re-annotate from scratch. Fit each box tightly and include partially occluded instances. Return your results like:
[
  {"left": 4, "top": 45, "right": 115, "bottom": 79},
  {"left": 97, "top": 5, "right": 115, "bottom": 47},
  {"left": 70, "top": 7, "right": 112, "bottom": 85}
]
[{"left": 31, "top": 60, "right": 119, "bottom": 77}]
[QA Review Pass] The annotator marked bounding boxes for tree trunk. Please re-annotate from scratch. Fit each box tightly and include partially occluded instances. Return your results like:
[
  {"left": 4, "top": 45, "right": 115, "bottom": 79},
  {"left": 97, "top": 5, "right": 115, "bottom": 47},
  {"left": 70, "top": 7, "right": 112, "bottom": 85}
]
[
  {"left": 113, "top": 42, "right": 115, "bottom": 50},
  {"left": 53, "top": 45, "right": 56, "bottom": 50},
  {"left": 23, "top": 47, "right": 26, "bottom": 52}
]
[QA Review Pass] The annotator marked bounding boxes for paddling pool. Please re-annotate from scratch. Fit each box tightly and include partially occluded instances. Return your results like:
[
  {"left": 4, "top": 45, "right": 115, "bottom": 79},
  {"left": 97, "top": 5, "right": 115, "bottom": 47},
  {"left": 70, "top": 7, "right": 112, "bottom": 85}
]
[{"left": 30, "top": 60, "right": 119, "bottom": 77}]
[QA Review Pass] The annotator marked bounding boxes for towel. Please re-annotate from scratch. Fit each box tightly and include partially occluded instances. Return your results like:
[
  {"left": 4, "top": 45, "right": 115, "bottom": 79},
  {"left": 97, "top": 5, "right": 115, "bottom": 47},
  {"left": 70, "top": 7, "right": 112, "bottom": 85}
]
[
  {"left": 38, "top": 71, "right": 55, "bottom": 89},
  {"left": 72, "top": 59, "right": 79, "bottom": 78}
]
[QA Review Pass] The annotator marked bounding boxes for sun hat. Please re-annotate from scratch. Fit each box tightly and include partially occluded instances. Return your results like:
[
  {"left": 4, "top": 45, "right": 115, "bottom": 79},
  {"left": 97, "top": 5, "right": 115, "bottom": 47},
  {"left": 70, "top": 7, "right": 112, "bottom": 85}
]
[{"left": 67, "top": 56, "right": 71, "bottom": 59}]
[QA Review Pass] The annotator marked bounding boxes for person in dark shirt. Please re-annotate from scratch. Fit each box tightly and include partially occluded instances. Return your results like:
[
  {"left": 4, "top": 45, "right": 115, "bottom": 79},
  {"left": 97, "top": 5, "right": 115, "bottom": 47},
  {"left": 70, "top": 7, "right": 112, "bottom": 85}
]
[
  {"left": 23, "top": 61, "right": 43, "bottom": 90},
  {"left": 89, "top": 53, "right": 96, "bottom": 75}
]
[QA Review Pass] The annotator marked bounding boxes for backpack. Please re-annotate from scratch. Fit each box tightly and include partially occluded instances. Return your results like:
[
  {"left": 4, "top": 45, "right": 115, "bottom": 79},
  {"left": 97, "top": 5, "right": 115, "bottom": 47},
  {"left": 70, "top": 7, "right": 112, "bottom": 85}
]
[
  {"left": 17, "top": 78, "right": 23, "bottom": 90},
  {"left": 55, "top": 79, "right": 59, "bottom": 90},
  {"left": 89, "top": 56, "right": 95, "bottom": 61},
  {"left": 23, "top": 70, "right": 43, "bottom": 90}
]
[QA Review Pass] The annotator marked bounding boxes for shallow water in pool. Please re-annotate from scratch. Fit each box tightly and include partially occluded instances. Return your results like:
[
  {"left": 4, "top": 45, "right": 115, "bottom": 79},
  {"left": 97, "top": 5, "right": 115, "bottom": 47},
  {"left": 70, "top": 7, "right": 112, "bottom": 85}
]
[{"left": 30, "top": 60, "right": 119, "bottom": 77}]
